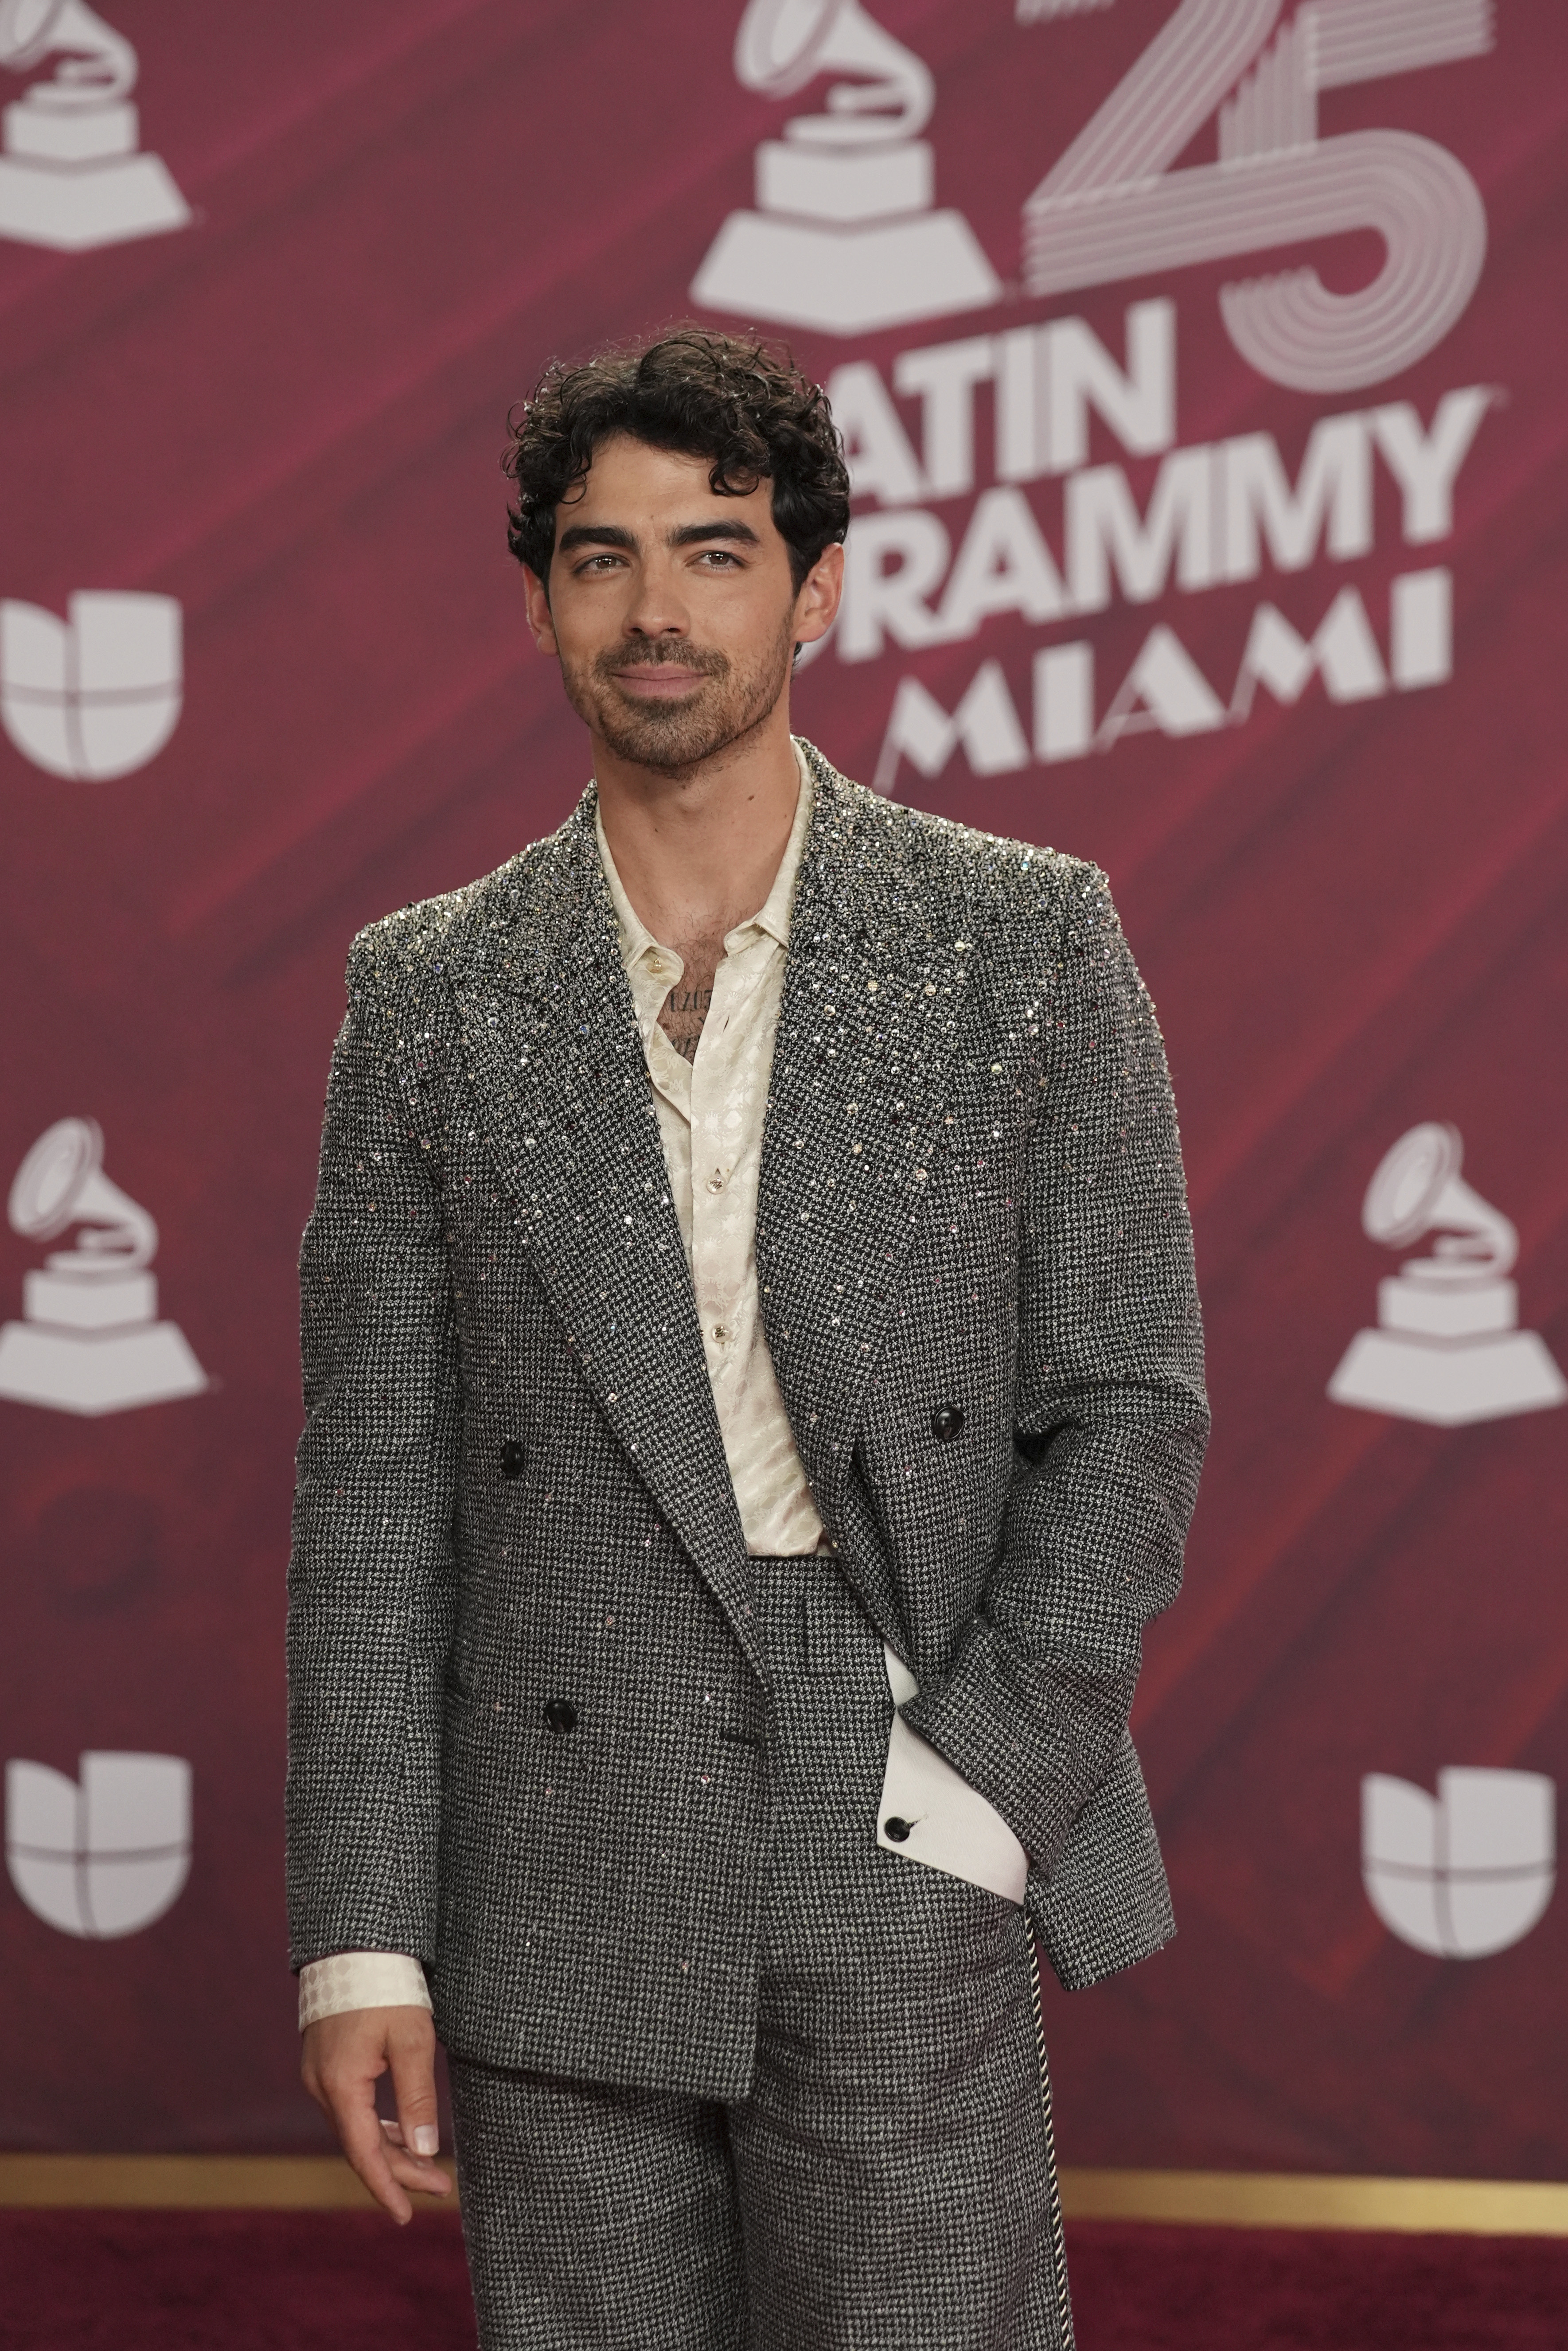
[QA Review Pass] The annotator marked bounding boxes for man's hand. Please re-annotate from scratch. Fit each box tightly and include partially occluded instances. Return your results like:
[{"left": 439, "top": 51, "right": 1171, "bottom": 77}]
[{"left": 301, "top": 2005, "right": 452, "bottom": 2224}]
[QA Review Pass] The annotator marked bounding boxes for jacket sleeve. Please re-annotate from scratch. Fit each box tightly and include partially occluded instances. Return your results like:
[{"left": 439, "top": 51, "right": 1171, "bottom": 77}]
[
  {"left": 898, "top": 863, "right": 1209, "bottom": 1875},
  {"left": 285, "top": 933, "right": 460, "bottom": 1972}
]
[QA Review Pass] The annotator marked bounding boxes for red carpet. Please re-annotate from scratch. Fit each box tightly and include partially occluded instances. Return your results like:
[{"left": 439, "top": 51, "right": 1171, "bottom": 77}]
[
  {"left": 2, "top": 2212, "right": 1566, "bottom": 2347},
  {"left": 1068, "top": 2220, "right": 1568, "bottom": 2347}
]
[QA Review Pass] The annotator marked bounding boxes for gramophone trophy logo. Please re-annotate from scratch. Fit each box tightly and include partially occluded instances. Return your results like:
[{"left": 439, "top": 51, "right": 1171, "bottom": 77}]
[
  {"left": 1362, "top": 1767, "right": 1555, "bottom": 1960},
  {"left": 0, "top": 0, "right": 189, "bottom": 251},
  {"left": 0, "top": 1117, "right": 206, "bottom": 1416},
  {"left": 1328, "top": 1123, "right": 1566, "bottom": 1427},
  {"left": 7, "top": 1751, "right": 191, "bottom": 1937},
  {"left": 0, "top": 591, "right": 182, "bottom": 780},
  {"left": 691, "top": 0, "right": 1000, "bottom": 335}
]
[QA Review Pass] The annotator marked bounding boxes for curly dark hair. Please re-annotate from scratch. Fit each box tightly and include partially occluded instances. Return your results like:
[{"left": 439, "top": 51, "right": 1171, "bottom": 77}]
[{"left": 503, "top": 327, "right": 850, "bottom": 595}]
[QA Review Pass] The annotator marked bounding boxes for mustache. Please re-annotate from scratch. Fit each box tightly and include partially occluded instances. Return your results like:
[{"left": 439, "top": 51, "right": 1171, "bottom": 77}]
[{"left": 594, "top": 639, "right": 729, "bottom": 683}]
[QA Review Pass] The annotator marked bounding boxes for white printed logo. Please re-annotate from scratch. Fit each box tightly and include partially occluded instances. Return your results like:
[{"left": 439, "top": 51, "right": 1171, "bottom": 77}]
[
  {"left": 0, "top": 0, "right": 189, "bottom": 250},
  {"left": 1329, "top": 1123, "right": 1566, "bottom": 1427},
  {"left": 694, "top": 0, "right": 1491, "bottom": 383},
  {"left": 0, "top": 592, "right": 181, "bottom": 780},
  {"left": 691, "top": 0, "right": 1000, "bottom": 335},
  {"left": 1363, "top": 1768, "right": 1555, "bottom": 1959},
  {"left": 0, "top": 1118, "right": 207, "bottom": 1416},
  {"left": 7, "top": 1751, "right": 191, "bottom": 1937},
  {"left": 689, "top": 8, "right": 1498, "bottom": 784},
  {"left": 1022, "top": 0, "right": 1493, "bottom": 394}
]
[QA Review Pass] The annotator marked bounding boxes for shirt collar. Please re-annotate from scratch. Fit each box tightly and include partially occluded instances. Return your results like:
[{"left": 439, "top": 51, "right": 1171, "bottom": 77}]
[{"left": 595, "top": 738, "right": 813, "bottom": 974}]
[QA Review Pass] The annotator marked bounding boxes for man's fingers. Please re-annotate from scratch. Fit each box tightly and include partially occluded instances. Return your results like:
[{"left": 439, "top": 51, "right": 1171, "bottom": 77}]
[
  {"left": 341, "top": 2109, "right": 413, "bottom": 2222},
  {"left": 378, "top": 2118, "right": 453, "bottom": 2195},
  {"left": 300, "top": 2007, "right": 449, "bottom": 2224},
  {"left": 332, "top": 2073, "right": 447, "bottom": 2215},
  {"left": 379, "top": 2137, "right": 452, "bottom": 2196},
  {"left": 345, "top": 2125, "right": 411, "bottom": 2210},
  {"left": 386, "top": 2009, "right": 443, "bottom": 2163}
]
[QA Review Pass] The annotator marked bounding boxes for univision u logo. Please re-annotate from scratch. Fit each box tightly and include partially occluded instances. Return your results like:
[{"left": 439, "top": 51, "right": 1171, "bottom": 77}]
[
  {"left": 6, "top": 1751, "right": 191, "bottom": 1937},
  {"left": 1363, "top": 1767, "right": 1555, "bottom": 1959},
  {"left": 0, "top": 591, "right": 182, "bottom": 780}
]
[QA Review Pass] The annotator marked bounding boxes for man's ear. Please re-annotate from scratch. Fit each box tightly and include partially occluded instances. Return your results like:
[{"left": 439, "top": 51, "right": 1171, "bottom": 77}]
[
  {"left": 523, "top": 564, "right": 559, "bottom": 658},
  {"left": 792, "top": 541, "right": 844, "bottom": 651}
]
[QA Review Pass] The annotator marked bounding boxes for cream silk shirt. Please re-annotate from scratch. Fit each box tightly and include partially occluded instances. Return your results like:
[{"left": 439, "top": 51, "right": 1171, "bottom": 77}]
[
  {"left": 596, "top": 747, "right": 829, "bottom": 1561},
  {"left": 298, "top": 749, "right": 1022, "bottom": 2031}
]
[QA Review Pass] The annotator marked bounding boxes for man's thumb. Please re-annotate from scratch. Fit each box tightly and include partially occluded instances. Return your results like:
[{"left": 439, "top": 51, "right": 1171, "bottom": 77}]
[{"left": 388, "top": 2020, "right": 441, "bottom": 2158}]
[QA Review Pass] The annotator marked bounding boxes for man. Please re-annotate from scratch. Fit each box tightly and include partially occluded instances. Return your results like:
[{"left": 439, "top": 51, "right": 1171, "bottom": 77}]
[{"left": 288, "top": 328, "right": 1208, "bottom": 2350}]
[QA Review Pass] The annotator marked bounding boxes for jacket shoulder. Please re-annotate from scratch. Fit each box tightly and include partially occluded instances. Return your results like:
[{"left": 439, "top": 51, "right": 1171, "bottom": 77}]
[
  {"left": 901, "top": 801, "right": 1105, "bottom": 931},
  {"left": 804, "top": 745, "right": 1110, "bottom": 944},
  {"left": 345, "top": 803, "right": 594, "bottom": 994},
  {"left": 349, "top": 877, "right": 486, "bottom": 978}
]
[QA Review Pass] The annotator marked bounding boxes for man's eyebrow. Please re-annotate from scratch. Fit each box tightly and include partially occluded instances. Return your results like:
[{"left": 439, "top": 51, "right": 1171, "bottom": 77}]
[
  {"left": 555, "top": 517, "right": 763, "bottom": 559},
  {"left": 669, "top": 520, "right": 761, "bottom": 548},
  {"left": 556, "top": 523, "right": 637, "bottom": 554}
]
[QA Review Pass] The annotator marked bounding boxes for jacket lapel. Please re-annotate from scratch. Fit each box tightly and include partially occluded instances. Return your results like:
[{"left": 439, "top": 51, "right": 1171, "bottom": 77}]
[
  {"left": 446, "top": 794, "right": 758, "bottom": 1671},
  {"left": 757, "top": 749, "right": 976, "bottom": 1529}
]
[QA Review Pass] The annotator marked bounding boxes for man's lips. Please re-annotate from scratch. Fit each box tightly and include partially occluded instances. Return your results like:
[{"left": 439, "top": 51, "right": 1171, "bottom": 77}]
[{"left": 609, "top": 663, "right": 710, "bottom": 698}]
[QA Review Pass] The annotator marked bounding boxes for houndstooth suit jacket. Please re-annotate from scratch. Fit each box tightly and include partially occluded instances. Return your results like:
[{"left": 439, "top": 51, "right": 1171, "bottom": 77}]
[{"left": 286, "top": 745, "right": 1209, "bottom": 2099}]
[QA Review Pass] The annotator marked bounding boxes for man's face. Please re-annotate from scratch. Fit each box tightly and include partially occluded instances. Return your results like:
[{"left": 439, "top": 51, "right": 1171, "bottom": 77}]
[{"left": 523, "top": 434, "right": 841, "bottom": 774}]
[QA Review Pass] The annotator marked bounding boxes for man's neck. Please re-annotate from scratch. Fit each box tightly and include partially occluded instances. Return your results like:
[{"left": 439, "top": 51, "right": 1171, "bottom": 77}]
[{"left": 593, "top": 706, "right": 802, "bottom": 952}]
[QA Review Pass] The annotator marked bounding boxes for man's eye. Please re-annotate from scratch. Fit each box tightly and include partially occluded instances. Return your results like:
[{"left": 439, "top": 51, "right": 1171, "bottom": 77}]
[{"left": 698, "top": 550, "right": 739, "bottom": 567}]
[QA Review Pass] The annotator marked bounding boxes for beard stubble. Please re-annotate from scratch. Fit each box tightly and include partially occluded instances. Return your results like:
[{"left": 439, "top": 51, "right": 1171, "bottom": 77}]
[{"left": 561, "top": 611, "right": 797, "bottom": 777}]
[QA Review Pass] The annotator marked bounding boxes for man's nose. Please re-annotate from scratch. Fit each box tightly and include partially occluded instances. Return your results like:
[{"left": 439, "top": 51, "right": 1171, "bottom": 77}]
[
  {"left": 621, "top": 560, "right": 690, "bottom": 639},
  {"left": 624, "top": 615, "right": 688, "bottom": 640}
]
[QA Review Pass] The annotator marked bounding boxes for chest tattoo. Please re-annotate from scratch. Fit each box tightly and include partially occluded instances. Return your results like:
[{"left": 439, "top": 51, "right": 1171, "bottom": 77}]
[{"left": 658, "top": 981, "right": 714, "bottom": 1065}]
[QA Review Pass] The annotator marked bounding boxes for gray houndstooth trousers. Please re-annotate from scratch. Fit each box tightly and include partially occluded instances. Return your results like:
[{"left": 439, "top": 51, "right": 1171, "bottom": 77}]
[{"left": 449, "top": 1556, "right": 1075, "bottom": 2351}]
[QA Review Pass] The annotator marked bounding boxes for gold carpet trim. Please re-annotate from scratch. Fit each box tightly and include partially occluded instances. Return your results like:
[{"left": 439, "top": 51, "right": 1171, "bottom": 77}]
[
  {"left": 0, "top": 2155, "right": 456, "bottom": 2211},
  {"left": 1060, "top": 2168, "right": 1568, "bottom": 2236},
  {"left": 1, "top": 2156, "right": 1567, "bottom": 2231}
]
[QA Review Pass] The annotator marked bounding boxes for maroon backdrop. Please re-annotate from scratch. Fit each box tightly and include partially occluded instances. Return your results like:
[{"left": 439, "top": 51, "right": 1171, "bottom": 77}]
[{"left": 1, "top": 0, "right": 1564, "bottom": 2173}]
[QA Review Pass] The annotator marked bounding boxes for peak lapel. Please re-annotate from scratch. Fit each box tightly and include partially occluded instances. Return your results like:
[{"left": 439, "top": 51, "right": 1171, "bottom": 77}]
[
  {"left": 447, "top": 796, "right": 757, "bottom": 1670},
  {"left": 757, "top": 752, "right": 976, "bottom": 1525}
]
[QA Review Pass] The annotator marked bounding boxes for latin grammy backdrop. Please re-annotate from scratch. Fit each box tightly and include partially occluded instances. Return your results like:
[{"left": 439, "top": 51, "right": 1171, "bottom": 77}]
[{"left": 0, "top": 0, "right": 1564, "bottom": 2179}]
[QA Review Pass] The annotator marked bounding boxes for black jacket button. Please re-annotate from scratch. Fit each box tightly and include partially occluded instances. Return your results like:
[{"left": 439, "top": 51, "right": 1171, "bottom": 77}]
[
  {"left": 500, "top": 1439, "right": 525, "bottom": 1478},
  {"left": 884, "top": 1816, "right": 912, "bottom": 1844},
  {"left": 930, "top": 1403, "right": 965, "bottom": 1443},
  {"left": 544, "top": 1698, "right": 577, "bottom": 1735}
]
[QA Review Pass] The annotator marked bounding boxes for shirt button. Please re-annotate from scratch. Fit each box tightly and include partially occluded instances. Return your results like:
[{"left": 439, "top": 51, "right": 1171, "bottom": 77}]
[
  {"left": 884, "top": 1817, "right": 912, "bottom": 1844},
  {"left": 713, "top": 1323, "right": 732, "bottom": 1345},
  {"left": 706, "top": 1170, "right": 726, "bottom": 1193}
]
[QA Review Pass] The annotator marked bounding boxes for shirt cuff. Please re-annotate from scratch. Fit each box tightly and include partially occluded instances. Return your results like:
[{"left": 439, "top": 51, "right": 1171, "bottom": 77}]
[
  {"left": 879, "top": 1646, "right": 1029, "bottom": 1904},
  {"left": 298, "top": 1950, "right": 433, "bottom": 2031}
]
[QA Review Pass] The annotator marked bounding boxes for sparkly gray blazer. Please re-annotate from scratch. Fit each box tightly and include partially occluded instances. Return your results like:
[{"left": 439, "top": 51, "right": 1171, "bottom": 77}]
[{"left": 286, "top": 745, "right": 1209, "bottom": 2097}]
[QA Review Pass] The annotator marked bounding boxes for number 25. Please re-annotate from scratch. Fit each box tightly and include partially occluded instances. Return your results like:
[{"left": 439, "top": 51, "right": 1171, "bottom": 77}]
[{"left": 1023, "top": 0, "right": 1492, "bottom": 392}]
